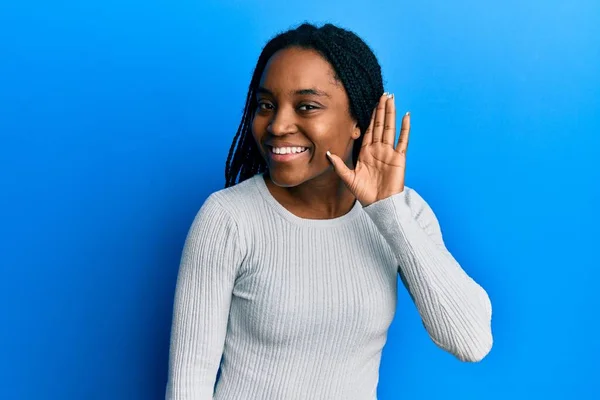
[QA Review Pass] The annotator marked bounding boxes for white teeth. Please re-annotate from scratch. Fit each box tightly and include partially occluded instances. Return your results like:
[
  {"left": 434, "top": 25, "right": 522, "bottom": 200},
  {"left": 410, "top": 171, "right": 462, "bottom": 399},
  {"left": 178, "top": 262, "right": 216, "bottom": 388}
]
[{"left": 272, "top": 147, "right": 307, "bottom": 154}]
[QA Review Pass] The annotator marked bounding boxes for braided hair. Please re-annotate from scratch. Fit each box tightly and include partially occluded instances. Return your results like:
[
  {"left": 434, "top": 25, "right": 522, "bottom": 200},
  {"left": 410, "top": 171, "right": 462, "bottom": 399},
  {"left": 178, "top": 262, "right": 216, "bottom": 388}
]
[{"left": 224, "top": 23, "right": 384, "bottom": 188}]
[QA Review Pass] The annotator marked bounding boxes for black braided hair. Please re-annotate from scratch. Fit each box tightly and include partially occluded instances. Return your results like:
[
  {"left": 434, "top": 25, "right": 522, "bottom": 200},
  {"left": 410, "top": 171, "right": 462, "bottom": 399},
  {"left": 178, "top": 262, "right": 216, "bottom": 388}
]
[{"left": 224, "top": 22, "right": 385, "bottom": 188}]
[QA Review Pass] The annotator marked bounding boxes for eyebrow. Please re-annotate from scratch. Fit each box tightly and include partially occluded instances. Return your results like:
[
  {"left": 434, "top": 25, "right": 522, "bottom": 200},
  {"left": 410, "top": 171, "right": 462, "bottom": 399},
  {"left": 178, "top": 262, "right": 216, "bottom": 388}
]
[{"left": 257, "top": 87, "right": 330, "bottom": 98}]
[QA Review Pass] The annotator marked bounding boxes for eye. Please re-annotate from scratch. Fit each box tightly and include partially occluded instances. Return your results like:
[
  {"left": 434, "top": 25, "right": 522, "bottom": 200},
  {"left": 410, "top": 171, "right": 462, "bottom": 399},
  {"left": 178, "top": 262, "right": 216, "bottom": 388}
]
[
  {"left": 257, "top": 101, "right": 274, "bottom": 111},
  {"left": 298, "top": 104, "right": 319, "bottom": 111}
]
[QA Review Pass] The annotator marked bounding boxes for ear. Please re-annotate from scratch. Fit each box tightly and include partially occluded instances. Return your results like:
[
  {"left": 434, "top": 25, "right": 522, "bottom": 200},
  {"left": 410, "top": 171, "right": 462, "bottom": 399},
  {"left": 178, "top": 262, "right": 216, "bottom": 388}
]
[{"left": 351, "top": 123, "right": 361, "bottom": 140}]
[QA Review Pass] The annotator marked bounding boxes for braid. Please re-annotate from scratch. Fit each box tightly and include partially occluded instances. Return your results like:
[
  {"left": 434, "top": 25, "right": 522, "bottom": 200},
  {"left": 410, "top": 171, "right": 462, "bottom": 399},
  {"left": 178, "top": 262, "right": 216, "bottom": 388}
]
[{"left": 224, "top": 23, "right": 384, "bottom": 188}]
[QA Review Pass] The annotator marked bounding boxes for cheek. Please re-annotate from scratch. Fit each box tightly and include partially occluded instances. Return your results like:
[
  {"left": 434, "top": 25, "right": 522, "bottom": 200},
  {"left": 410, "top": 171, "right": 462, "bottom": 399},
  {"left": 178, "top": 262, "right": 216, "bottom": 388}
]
[
  {"left": 309, "top": 118, "right": 354, "bottom": 149},
  {"left": 306, "top": 122, "right": 329, "bottom": 144},
  {"left": 251, "top": 116, "right": 265, "bottom": 141},
  {"left": 251, "top": 115, "right": 258, "bottom": 137},
  {"left": 250, "top": 117, "right": 267, "bottom": 156}
]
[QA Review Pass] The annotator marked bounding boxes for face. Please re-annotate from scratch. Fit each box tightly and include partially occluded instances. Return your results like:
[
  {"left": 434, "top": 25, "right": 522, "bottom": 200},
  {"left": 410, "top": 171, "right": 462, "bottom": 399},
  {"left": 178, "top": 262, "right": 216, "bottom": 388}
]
[{"left": 251, "top": 46, "right": 360, "bottom": 188}]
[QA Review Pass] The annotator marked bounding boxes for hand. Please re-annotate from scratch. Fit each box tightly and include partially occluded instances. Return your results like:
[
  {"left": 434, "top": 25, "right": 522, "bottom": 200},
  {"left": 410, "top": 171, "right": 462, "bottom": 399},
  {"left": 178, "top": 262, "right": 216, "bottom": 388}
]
[{"left": 327, "top": 93, "right": 411, "bottom": 207}]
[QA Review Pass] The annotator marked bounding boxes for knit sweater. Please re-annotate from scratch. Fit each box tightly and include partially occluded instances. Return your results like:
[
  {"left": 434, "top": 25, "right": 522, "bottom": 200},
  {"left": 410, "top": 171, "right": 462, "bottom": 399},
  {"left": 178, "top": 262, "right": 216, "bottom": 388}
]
[{"left": 165, "top": 172, "right": 493, "bottom": 400}]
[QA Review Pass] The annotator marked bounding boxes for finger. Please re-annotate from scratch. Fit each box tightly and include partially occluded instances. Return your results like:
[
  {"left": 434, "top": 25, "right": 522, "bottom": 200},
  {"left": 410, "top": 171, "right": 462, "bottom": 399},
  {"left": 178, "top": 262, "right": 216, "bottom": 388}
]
[
  {"left": 361, "top": 107, "right": 376, "bottom": 148},
  {"left": 396, "top": 112, "right": 411, "bottom": 153},
  {"left": 326, "top": 150, "right": 354, "bottom": 186},
  {"left": 382, "top": 93, "right": 396, "bottom": 145},
  {"left": 372, "top": 94, "right": 389, "bottom": 144}
]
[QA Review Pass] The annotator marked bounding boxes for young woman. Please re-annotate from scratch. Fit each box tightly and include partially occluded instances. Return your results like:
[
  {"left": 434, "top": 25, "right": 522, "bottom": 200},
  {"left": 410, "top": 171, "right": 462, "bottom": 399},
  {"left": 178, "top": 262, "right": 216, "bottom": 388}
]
[{"left": 166, "top": 23, "right": 493, "bottom": 400}]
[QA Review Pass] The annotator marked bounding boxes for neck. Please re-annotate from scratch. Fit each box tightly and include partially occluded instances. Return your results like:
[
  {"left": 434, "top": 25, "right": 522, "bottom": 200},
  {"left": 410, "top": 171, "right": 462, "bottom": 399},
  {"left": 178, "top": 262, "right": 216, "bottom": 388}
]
[{"left": 264, "top": 169, "right": 357, "bottom": 220}]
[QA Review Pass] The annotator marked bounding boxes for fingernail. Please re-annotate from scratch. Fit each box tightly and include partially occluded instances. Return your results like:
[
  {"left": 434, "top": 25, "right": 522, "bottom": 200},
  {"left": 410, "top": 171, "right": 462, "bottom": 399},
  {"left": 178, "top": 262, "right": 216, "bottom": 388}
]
[
  {"left": 405, "top": 111, "right": 410, "bottom": 116},
  {"left": 387, "top": 93, "right": 394, "bottom": 99},
  {"left": 326, "top": 150, "right": 332, "bottom": 158},
  {"left": 383, "top": 92, "right": 389, "bottom": 97}
]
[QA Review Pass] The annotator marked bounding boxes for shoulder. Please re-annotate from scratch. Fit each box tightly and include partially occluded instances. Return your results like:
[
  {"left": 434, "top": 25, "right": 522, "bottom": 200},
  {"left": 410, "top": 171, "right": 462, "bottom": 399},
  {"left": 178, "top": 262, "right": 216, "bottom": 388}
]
[
  {"left": 191, "top": 174, "right": 262, "bottom": 235},
  {"left": 184, "top": 175, "right": 262, "bottom": 256},
  {"left": 205, "top": 174, "right": 262, "bottom": 219}
]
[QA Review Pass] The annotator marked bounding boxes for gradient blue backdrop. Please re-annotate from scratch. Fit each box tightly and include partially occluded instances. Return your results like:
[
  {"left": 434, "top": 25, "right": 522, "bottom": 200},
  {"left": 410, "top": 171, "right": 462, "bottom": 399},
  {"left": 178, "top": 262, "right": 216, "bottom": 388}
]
[{"left": 1, "top": 0, "right": 598, "bottom": 399}]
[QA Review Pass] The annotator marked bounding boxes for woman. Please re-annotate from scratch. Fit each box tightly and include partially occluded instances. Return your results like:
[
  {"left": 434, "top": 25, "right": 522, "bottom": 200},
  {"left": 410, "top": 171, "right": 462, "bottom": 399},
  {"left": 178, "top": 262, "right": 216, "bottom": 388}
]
[{"left": 166, "top": 23, "right": 493, "bottom": 400}]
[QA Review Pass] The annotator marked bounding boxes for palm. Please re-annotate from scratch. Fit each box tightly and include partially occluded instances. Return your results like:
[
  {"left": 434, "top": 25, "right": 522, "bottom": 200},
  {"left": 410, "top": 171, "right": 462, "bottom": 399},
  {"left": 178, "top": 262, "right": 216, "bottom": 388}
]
[
  {"left": 351, "top": 141, "right": 407, "bottom": 205},
  {"left": 328, "top": 93, "right": 411, "bottom": 206}
]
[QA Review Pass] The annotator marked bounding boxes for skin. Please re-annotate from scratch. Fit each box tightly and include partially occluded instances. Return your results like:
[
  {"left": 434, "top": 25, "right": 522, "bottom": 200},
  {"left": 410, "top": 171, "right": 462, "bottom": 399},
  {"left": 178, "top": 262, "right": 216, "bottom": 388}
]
[{"left": 251, "top": 46, "right": 411, "bottom": 219}]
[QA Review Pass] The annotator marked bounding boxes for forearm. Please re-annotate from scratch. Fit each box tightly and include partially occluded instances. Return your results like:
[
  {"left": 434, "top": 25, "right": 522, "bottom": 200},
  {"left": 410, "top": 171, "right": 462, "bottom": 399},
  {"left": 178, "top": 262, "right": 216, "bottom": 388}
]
[{"left": 364, "top": 188, "right": 493, "bottom": 362}]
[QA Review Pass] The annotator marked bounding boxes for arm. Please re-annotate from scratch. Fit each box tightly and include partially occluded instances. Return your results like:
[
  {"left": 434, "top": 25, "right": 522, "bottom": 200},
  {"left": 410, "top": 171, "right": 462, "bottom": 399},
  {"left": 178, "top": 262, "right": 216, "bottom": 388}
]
[
  {"left": 363, "top": 187, "right": 493, "bottom": 362},
  {"left": 165, "top": 194, "right": 244, "bottom": 399}
]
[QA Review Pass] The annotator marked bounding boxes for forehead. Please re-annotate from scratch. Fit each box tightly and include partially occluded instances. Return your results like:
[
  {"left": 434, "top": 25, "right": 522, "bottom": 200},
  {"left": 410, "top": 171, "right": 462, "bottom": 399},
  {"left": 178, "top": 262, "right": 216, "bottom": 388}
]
[{"left": 259, "top": 47, "right": 339, "bottom": 91}]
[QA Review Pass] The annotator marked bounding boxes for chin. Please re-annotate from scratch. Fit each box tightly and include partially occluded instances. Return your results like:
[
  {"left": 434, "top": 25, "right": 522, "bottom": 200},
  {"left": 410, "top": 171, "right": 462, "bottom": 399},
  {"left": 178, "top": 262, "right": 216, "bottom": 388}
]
[
  {"left": 267, "top": 164, "right": 336, "bottom": 188},
  {"left": 267, "top": 167, "right": 312, "bottom": 188},
  {"left": 268, "top": 170, "right": 303, "bottom": 188}
]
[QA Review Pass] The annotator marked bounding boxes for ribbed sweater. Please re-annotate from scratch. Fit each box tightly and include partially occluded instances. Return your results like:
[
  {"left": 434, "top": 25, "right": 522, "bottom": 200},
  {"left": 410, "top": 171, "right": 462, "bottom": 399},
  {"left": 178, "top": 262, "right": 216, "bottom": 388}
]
[{"left": 165, "top": 172, "right": 493, "bottom": 400}]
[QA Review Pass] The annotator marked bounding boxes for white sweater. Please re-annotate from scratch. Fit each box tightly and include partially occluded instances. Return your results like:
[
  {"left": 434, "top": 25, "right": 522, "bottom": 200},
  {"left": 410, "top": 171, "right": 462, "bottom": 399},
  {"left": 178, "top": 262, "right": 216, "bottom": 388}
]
[{"left": 165, "top": 173, "right": 493, "bottom": 399}]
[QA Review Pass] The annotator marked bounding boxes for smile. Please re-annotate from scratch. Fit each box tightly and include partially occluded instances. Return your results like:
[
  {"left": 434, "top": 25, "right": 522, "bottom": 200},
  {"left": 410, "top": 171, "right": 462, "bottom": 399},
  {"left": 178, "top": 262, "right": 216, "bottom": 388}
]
[{"left": 268, "top": 146, "right": 309, "bottom": 162}]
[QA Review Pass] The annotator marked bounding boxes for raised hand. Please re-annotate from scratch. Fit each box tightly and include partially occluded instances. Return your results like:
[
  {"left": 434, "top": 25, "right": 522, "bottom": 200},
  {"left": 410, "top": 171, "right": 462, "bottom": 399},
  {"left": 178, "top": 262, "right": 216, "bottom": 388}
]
[{"left": 327, "top": 93, "right": 411, "bottom": 207}]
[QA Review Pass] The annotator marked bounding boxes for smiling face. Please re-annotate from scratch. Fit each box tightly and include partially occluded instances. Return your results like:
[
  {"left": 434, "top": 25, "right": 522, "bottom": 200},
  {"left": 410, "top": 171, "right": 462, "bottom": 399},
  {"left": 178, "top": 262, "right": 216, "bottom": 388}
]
[{"left": 251, "top": 46, "right": 361, "bottom": 188}]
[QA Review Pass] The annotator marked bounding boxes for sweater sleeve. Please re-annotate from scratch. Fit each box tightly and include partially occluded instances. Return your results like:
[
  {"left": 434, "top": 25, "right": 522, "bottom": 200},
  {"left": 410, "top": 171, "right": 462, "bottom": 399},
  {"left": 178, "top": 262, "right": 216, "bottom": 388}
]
[
  {"left": 165, "top": 194, "right": 244, "bottom": 399},
  {"left": 363, "top": 187, "right": 493, "bottom": 362}
]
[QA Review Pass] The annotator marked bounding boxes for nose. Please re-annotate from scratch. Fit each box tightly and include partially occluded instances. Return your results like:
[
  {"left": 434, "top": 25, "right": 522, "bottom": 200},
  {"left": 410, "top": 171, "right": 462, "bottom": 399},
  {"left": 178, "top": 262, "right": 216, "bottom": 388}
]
[{"left": 267, "top": 107, "right": 297, "bottom": 136}]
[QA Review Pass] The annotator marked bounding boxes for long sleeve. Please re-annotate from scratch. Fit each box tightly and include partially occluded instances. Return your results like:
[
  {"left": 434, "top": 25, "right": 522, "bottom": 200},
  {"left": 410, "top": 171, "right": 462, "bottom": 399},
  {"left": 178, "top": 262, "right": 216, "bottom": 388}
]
[
  {"left": 363, "top": 187, "right": 493, "bottom": 362},
  {"left": 165, "top": 194, "right": 245, "bottom": 399}
]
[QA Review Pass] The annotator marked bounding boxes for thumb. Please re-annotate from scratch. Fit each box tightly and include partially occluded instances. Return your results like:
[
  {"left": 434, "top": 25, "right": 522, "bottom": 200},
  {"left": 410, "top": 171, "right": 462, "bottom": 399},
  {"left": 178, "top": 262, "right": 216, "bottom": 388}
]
[{"left": 326, "top": 150, "right": 354, "bottom": 186}]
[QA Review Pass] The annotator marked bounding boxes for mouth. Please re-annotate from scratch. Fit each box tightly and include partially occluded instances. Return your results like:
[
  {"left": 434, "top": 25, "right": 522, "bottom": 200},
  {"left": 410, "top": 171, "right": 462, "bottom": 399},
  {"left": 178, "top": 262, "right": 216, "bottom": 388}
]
[{"left": 267, "top": 146, "right": 310, "bottom": 163}]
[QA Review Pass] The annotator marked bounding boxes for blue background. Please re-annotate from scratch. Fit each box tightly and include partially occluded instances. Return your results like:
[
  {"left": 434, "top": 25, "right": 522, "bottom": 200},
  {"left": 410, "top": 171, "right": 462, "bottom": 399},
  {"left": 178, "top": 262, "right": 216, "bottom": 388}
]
[{"left": 1, "top": 0, "right": 598, "bottom": 398}]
